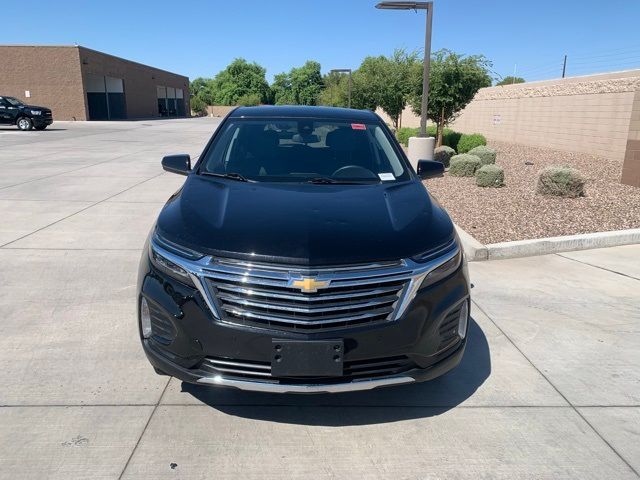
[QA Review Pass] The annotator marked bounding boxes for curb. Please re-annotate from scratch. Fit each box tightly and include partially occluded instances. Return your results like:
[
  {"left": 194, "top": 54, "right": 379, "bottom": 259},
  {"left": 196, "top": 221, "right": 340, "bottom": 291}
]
[
  {"left": 455, "top": 225, "right": 640, "bottom": 261},
  {"left": 454, "top": 224, "right": 488, "bottom": 261}
]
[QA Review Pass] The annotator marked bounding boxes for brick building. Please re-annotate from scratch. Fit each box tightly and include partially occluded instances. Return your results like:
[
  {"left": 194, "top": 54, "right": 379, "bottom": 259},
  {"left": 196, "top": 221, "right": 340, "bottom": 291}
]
[{"left": 0, "top": 45, "right": 190, "bottom": 121}]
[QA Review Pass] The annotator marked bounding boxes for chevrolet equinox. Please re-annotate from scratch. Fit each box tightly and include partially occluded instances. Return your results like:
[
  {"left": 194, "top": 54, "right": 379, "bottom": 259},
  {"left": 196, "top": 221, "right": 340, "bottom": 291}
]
[{"left": 138, "top": 106, "right": 470, "bottom": 393}]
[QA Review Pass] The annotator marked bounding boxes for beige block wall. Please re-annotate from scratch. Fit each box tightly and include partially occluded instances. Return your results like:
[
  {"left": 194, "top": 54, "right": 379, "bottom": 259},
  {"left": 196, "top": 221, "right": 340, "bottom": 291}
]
[
  {"left": 451, "top": 70, "right": 640, "bottom": 163},
  {"left": 621, "top": 90, "right": 640, "bottom": 186},
  {"left": 206, "top": 105, "right": 236, "bottom": 117},
  {"left": 376, "top": 105, "right": 423, "bottom": 129}
]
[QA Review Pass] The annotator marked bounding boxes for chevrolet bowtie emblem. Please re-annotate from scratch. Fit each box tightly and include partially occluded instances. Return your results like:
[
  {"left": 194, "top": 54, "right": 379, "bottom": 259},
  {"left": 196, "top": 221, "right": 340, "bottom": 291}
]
[{"left": 290, "top": 277, "right": 331, "bottom": 293}]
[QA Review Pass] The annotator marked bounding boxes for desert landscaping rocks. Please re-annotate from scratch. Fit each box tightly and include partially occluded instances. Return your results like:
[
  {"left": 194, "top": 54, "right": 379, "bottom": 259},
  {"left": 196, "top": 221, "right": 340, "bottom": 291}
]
[{"left": 425, "top": 141, "right": 640, "bottom": 244}]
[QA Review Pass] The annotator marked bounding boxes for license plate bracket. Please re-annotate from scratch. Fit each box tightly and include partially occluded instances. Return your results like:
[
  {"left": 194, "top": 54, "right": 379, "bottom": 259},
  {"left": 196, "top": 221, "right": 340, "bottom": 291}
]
[{"left": 271, "top": 339, "right": 344, "bottom": 377}]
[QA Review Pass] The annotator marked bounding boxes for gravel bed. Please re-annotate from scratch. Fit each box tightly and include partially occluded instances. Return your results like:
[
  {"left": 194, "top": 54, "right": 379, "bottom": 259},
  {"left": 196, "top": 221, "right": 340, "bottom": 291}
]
[{"left": 424, "top": 141, "right": 640, "bottom": 245}]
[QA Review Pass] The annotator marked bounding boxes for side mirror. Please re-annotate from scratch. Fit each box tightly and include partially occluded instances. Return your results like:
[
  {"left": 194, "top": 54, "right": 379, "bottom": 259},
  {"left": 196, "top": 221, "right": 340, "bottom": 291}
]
[
  {"left": 162, "top": 154, "right": 191, "bottom": 175},
  {"left": 417, "top": 160, "right": 444, "bottom": 179}
]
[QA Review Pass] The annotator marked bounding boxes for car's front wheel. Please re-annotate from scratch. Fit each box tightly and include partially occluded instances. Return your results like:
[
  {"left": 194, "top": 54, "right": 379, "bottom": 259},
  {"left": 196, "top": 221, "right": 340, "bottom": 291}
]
[
  {"left": 17, "top": 117, "right": 33, "bottom": 131},
  {"left": 34, "top": 124, "right": 47, "bottom": 131}
]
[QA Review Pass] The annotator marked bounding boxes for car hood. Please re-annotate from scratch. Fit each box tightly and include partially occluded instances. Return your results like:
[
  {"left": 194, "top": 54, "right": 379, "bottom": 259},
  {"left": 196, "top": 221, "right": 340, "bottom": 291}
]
[
  {"left": 22, "top": 104, "right": 50, "bottom": 111},
  {"left": 156, "top": 175, "right": 455, "bottom": 266}
]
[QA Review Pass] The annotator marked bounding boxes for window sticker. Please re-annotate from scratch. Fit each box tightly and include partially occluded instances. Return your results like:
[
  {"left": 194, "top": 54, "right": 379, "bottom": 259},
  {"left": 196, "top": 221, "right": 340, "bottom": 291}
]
[
  {"left": 378, "top": 173, "right": 395, "bottom": 181},
  {"left": 351, "top": 123, "right": 366, "bottom": 130}
]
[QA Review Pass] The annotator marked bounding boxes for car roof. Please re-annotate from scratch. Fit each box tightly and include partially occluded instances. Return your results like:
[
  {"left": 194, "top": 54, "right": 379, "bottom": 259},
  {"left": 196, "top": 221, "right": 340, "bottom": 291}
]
[{"left": 229, "top": 105, "right": 379, "bottom": 122}]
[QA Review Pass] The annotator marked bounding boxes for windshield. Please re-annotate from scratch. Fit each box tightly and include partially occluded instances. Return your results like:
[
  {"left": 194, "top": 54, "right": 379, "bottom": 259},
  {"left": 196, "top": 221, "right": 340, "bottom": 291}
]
[
  {"left": 4, "top": 97, "right": 24, "bottom": 107},
  {"left": 200, "top": 118, "right": 410, "bottom": 183}
]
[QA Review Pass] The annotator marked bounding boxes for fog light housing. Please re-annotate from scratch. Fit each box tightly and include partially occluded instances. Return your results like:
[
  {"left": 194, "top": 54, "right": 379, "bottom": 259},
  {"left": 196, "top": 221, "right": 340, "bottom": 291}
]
[
  {"left": 140, "top": 297, "right": 152, "bottom": 339},
  {"left": 458, "top": 300, "right": 469, "bottom": 339}
]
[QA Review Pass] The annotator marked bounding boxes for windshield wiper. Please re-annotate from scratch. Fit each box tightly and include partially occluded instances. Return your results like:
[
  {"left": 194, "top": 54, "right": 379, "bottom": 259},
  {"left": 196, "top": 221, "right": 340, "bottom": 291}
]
[
  {"left": 307, "top": 177, "right": 379, "bottom": 185},
  {"left": 201, "top": 172, "right": 252, "bottom": 182}
]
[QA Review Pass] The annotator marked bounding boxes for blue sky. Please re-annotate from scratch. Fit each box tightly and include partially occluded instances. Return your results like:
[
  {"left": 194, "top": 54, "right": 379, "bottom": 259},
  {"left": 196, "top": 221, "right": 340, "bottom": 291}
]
[{"left": 3, "top": 0, "right": 640, "bottom": 83}]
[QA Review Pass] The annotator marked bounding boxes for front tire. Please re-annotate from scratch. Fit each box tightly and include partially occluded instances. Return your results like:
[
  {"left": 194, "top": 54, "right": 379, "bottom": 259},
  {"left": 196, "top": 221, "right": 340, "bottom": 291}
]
[
  {"left": 17, "top": 117, "right": 33, "bottom": 131},
  {"left": 34, "top": 125, "right": 47, "bottom": 131}
]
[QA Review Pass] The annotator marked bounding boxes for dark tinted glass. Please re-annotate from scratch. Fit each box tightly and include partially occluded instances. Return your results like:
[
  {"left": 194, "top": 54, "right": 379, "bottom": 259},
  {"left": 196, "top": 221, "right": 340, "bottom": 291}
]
[{"left": 200, "top": 118, "right": 409, "bottom": 183}]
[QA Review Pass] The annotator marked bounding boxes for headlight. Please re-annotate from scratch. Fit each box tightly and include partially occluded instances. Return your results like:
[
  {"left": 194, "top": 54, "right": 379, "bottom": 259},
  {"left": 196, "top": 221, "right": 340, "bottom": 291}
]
[
  {"left": 149, "top": 245, "right": 192, "bottom": 282},
  {"left": 420, "top": 249, "right": 462, "bottom": 288},
  {"left": 30, "top": 110, "right": 42, "bottom": 115},
  {"left": 393, "top": 245, "right": 462, "bottom": 320},
  {"left": 149, "top": 231, "right": 202, "bottom": 284}
]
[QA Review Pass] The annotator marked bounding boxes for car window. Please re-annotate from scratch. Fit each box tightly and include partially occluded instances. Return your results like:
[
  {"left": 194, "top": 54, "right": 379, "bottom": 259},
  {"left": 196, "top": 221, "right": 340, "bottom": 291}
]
[
  {"left": 4, "top": 97, "right": 23, "bottom": 107},
  {"left": 201, "top": 118, "right": 410, "bottom": 183}
]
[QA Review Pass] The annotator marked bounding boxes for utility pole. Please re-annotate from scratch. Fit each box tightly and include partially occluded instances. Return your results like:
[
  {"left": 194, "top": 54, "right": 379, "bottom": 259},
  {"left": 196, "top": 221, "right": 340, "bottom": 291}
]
[
  {"left": 329, "top": 69, "right": 352, "bottom": 108},
  {"left": 376, "top": 1, "right": 433, "bottom": 138},
  {"left": 562, "top": 55, "right": 567, "bottom": 78},
  {"left": 512, "top": 64, "right": 517, "bottom": 84}
]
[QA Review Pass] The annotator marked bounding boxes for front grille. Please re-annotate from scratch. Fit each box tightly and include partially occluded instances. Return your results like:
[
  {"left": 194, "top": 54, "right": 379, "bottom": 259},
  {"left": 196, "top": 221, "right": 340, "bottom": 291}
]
[
  {"left": 202, "top": 259, "right": 410, "bottom": 332},
  {"left": 199, "top": 355, "right": 415, "bottom": 382},
  {"left": 147, "top": 301, "right": 177, "bottom": 343}
]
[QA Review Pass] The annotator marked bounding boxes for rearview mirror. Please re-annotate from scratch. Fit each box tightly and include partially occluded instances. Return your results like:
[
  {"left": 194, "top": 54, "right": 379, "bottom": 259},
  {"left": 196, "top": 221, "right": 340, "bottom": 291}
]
[
  {"left": 417, "top": 160, "right": 444, "bottom": 180},
  {"left": 162, "top": 154, "right": 191, "bottom": 176}
]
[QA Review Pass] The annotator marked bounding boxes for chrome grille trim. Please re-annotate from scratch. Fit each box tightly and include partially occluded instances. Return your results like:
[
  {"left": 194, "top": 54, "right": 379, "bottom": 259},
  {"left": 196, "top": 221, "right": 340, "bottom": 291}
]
[
  {"left": 199, "top": 355, "right": 415, "bottom": 381},
  {"left": 149, "top": 236, "right": 460, "bottom": 331},
  {"left": 214, "top": 283, "right": 402, "bottom": 302},
  {"left": 216, "top": 292, "right": 399, "bottom": 313},
  {"left": 221, "top": 305, "right": 395, "bottom": 326}
]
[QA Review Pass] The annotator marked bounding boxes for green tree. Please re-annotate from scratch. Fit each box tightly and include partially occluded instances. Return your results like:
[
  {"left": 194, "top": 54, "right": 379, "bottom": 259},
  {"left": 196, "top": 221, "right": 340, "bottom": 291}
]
[
  {"left": 271, "top": 72, "right": 295, "bottom": 105},
  {"left": 410, "top": 49, "right": 492, "bottom": 146},
  {"left": 190, "top": 95, "right": 208, "bottom": 116},
  {"left": 271, "top": 61, "right": 324, "bottom": 106},
  {"left": 496, "top": 76, "right": 525, "bottom": 86},
  {"left": 352, "top": 49, "right": 420, "bottom": 129},
  {"left": 190, "top": 77, "right": 215, "bottom": 106},
  {"left": 210, "top": 58, "right": 270, "bottom": 105},
  {"left": 290, "top": 61, "right": 323, "bottom": 105},
  {"left": 319, "top": 71, "right": 350, "bottom": 107}
]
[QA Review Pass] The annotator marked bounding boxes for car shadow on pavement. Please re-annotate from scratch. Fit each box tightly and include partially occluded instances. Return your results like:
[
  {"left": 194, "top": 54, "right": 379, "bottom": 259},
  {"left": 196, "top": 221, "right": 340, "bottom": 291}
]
[
  {"left": 0, "top": 127, "right": 67, "bottom": 132},
  {"left": 181, "top": 318, "right": 490, "bottom": 426}
]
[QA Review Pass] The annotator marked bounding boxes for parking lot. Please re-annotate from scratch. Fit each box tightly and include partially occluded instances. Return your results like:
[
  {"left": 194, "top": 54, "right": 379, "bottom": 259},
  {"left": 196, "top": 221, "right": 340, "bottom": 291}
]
[{"left": 1, "top": 119, "right": 639, "bottom": 479}]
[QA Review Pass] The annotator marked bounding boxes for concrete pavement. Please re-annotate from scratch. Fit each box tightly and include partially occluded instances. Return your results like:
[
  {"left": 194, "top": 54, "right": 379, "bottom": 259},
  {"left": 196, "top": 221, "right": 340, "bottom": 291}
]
[{"left": 0, "top": 119, "right": 638, "bottom": 479}]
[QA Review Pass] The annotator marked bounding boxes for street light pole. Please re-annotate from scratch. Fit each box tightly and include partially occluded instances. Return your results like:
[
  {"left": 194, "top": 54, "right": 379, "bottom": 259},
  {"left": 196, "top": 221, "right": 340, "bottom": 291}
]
[
  {"left": 420, "top": 3, "right": 432, "bottom": 137},
  {"left": 376, "top": 2, "right": 436, "bottom": 165},
  {"left": 330, "top": 68, "right": 352, "bottom": 108},
  {"left": 375, "top": 2, "right": 433, "bottom": 137}
]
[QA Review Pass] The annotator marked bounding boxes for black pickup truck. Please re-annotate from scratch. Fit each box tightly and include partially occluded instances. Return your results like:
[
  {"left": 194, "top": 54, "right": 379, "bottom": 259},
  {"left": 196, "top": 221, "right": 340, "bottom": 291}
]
[{"left": 0, "top": 96, "right": 53, "bottom": 131}]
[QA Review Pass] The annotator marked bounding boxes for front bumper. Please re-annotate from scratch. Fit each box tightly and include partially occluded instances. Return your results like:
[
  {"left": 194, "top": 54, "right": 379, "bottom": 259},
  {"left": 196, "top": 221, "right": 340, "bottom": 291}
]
[
  {"left": 137, "top": 249, "right": 471, "bottom": 394},
  {"left": 33, "top": 117, "right": 53, "bottom": 127},
  {"left": 143, "top": 335, "right": 466, "bottom": 393}
]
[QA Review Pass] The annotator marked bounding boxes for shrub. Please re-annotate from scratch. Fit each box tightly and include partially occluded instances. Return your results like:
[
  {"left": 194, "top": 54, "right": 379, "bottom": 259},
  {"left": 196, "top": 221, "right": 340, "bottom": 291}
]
[
  {"left": 536, "top": 166, "right": 586, "bottom": 198},
  {"left": 236, "top": 93, "right": 262, "bottom": 106},
  {"left": 449, "top": 154, "right": 481, "bottom": 177},
  {"left": 190, "top": 96, "right": 208, "bottom": 116},
  {"left": 396, "top": 125, "right": 463, "bottom": 151},
  {"left": 396, "top": 127, "right": 419, "bottom": 147},
  {"left": 457, "top": 133, "right": 487, "bottom": 153},
  {"left": 468, "top": 145, "right": 497, "bottom": 165},
  {"left": 443, "top": 129, "right": 463, "bottom": 151},
  {"left": 434, "top": 145, "right": 455, "bottom": 168},
  {"left": 475, "top": 164, "right": 504, "bottom": 187}
]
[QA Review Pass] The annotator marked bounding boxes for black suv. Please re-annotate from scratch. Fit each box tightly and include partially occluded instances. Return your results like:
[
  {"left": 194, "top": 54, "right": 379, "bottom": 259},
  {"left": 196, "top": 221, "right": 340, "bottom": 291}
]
[
  {"left": 138, "top": 106, "right": 470, "bottom": 393},
  {"left": 0, "top": 96, "right": 53, "bottom": 130}
]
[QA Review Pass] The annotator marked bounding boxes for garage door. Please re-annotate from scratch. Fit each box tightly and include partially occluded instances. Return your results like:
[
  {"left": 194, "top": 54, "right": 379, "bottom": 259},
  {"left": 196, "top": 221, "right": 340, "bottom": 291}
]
[{"left": 86, "top": 74, "right": 127, "bottom": 120}]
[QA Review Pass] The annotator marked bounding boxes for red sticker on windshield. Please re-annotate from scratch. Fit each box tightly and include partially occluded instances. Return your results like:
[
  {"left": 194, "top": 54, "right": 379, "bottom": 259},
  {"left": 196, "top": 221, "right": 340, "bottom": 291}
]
[{"left": 351, "top": 123, "right": 366, "bottom": 130}]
